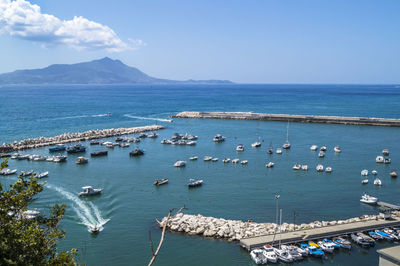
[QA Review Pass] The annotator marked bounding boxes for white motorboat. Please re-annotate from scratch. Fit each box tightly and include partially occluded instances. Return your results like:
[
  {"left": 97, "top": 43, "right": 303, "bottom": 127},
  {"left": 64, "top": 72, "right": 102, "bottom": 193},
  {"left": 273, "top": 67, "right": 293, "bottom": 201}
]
[
  {"left": 79, "top": 186, "right": 102, "bottom": 196},
  {"left": 211, "top": 158, "right": 219, "bottom": 162},
  {"left": 240, "top": 160, "right": 248, "bottom": 165},
  {"left": 147, "top": 132, "right": 158, "bottom": 138},
  {"left": 188, "top": 179, "right": 203, "bottom": 188},
  {"left": 316, "top": 164, "right": 324, "bottom": 172},
  {"left": 174, "top": 160, "right": 186, "bottom": 167},
  {"left": 222, "top": 158, "right": 230, "bottom": 163},
  {"left": 301, "top": 165, "right": 308, "bottom": 171},
  {"left": 250, "top": 249, "right": 267, "bottom": 264},
  {"left": 317, "top": 241, "right": 335, "bottom": 253},
  {"left": 361, "top": 179, "right": 368, "bottom": 184},
  {"left": 76, "top": 156, "right": 89, "bottom": 164},
  {"left": 213, "top": 134, "right": 226, "bottom": 142},
  {"left": 276, "top": 148, "right": 282, "bottom": 154},
  {"left": 186, "top": 141, "right": 197, "bottom": 146},
  {"left": 23, "top": 210, "right": 40, "bottom": 219},
  {"left": 318, "top": 151, "right": 325, "bottom": 158},
  {"left": 263, "top": 244, "right": 278, "bottom": 263},
  {"left": 376, "top": 156, "right": 384, "bottom": 163},
  {"left": 36, "top": 171, "right": 49, "bottom": 179},
  {"left": 320, "top": 146, "right": 327, "bottom": 151},
  {"left": 334, "top": 146, "right": 341, "bottom": 153},
  {"left": 281, "top": 245, "right": 303, "bottom": 260},
  {"left": 360, "top": 193, "right": 378, "bottom": 204},
  {"left": 204, "top": 156, "right": 212, "bottom": 161},
  {"left": 90, "top": 226, "right": 100, "bottom": 234},
  {"left": 119, "top": 143, "right": 130, "bottom": 148},
  {"left": 232, "top": 158, "right": 240, "bottom": 164},
  {"left": 282, "top": 121, "right": 291, "bottom": 149},
  {"left": 391, "top": 171, "right": 398, "bottom": 178},
  {"left": 33, "top": 156, "right": 46, "bottom": 161},
  {"left": 293, "top": 164, "right": 301, "bottom": 170},
  {"left": 266, "top": 162, "right": 274, "bottom": 168},
  {"left": 251, "top": 141, "right": 261, "bottom": 148},
  {"left": 384, "top": 158, "right": 391, "bottom": 164},
  {"left": 325, "top": 167, "right": 332, "bottom": 173},
  {"left": 361, "top": 169, "right": 369, "bottom": 176},
  {"left": 0, "top": 168, "right": 17, "bottom": 175},
  {"left": 374, "top": 178, "right": 382, "bottom": 186},
  {"left": 274, "top": 247, "right": 294, "bottom": 263},
  {"left": 372, "top": 170, "right": 378, "bottom": 175},
  {"left": 382, "top": 149, "right": 390, "bottom": 156},
  {"left": 189, "top": 156, "right": 198, "bottom": 161},
  {"left": 310, "top": 145, "right": 318, "bottom": 151},
  {"left": 236, "top": 144, "right": 244, "bottom": 152}
]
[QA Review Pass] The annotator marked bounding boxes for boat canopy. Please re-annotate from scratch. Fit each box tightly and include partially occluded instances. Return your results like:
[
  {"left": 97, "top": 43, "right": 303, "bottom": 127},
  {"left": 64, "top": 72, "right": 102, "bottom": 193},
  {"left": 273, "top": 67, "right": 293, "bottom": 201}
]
[{"left": 82, "top": 186, "right": 93, "bottom": 189}]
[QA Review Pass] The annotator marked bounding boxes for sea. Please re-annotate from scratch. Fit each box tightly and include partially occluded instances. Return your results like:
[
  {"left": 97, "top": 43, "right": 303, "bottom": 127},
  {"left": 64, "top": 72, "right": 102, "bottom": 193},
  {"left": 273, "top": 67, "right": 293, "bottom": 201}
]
[{"left": 0, "top": 84, "right": 400, "bottom": 265}]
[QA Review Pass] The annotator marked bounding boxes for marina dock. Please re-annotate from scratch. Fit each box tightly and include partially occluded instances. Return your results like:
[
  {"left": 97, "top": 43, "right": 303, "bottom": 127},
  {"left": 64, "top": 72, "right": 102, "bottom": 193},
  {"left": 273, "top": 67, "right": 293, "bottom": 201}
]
[
  {"left": 378, "top": 201, "right": 400, "bottom": 210},
  {"left": 173, "top": 111, "right": 400, "bottom": 127},
  {"left": 240, "top": 217, "right": 400, "bottom": 251}
]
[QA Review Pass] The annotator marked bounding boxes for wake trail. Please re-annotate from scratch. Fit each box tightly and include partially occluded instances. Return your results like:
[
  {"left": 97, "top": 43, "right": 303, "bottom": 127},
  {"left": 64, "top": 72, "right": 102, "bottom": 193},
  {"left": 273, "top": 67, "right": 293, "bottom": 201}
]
[{"left": 123, "top": 114, "right": 173, "bottom": 122}]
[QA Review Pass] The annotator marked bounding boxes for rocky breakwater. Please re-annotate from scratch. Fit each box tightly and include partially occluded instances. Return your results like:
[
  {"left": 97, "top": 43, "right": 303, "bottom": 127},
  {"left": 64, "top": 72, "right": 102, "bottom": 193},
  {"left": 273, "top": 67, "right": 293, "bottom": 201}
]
[
  {"left": 158, "top": 212, "right": 385, "bottom": 241},
  {"left": 0, "top": 125, "right": 165, "bottom": 152}
]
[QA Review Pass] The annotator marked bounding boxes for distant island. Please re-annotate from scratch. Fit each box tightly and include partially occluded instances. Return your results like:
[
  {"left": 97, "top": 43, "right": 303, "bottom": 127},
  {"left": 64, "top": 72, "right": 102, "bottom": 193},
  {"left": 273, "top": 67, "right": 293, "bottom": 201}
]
[{"left": 0, "top": 57, "right": 233, "bottom": 85}]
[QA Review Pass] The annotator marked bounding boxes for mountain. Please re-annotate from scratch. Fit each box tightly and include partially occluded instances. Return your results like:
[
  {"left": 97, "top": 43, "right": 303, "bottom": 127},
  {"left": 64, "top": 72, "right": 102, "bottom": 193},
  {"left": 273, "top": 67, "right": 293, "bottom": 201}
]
[{"left": 0, "top": 57, "right": 232, "bottom": 85}]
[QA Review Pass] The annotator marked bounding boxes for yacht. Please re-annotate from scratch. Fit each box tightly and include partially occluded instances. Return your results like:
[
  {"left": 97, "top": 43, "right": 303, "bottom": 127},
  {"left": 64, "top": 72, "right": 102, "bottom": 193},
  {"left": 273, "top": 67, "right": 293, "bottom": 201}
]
[
  {"left": 266, "top": 162, "right": 274, "bottom": 168},
  {"left": 76, "top": 157, "right": 89, "bottom": 164},
  {"left": 236, "top": 144, "right": 244, "bottom": 152},
  {"left": 273, "top": 247, "right": 293, "bottom": 263},
  {"left": 325, "top": 167, "right": 332, "bottom": 173},
  {"left": 293, "top": 164, "right": 301, "bottom": 170},
  {"left": 204, "top": 156, "right": 212, "bottom": 161},
  {"left": 130, "top": 148, "right": 144, "bottom": 156},
  {"left": 240, "top": 160, "right": 248, "bottom": 165},
  {"left": 66, "top": 144, "right": 86, "bottom": 153},
  {"left": 153, "top": 179, "right": 168, "bottom": 186},
  {"left": 361, "top": 169, "right": 369, "bottom": 176},
  {"left": 79, "top": 186, "right": 102, "bottom": 196},
  {"left": 250, "top": 249, "right": 267, "bottom": 264},
  {"left": 360, "top": 193, "right": 378, "bottom": 204},
  {"left": 232, "top": 158, "right": 240, "bottom": 164},
  {"left": 188, "top": 179, "right": 203, "bottom": 188},
  {"left": 49, "top": 144, "right": 67, "bottom": 152},
  {"left": 251, "top": 141, "right": 261, "bottom": 148},
  {"left": 262, "top": 244, "right": 278, "bottom": 263},
  {"left": 213, "top": 134, "right": 226, "bottom": 142},
  {"left": 173, "top": 160, "right": 186, "bottom": 167},
  {"left": 276, "top": 148, "right": 282, "bottom": 154},
  {"left": 382, "top": 149, "right": 390, "bottom": 156},
  {"left": 376, "top": 156, "right": 384, "bottom": 163},
  {"left": 318, "top": 151, "right": 325, "bottom": 158},
  {"left": 374, "top": 178, "right": 382, "bottom": 186},
  {"left": 361, "top": 179, "right": 368, "bottom": 184},
  {"left": 301, "top": 165, "right": 308, "bottom": 171},
  {"left": 310, "top": 145, "right": 318, "bottom": 151},
  {"left": 211, "top": 158, "right": 219, "bottom": 162},
  {"left": 316, "top": 164, "right": 324, "bottom": 172},
  {"left": 334, "top": 146, "right": 341, "bottom": 153},
  {"left": 222, "top": 158, "right": 230, "bottom": 163},
  {"left": 390, "top": 171, "right": 398, "bottom": 178},
  {"left": 189, "top": 156, "right": 198, "bottom": 161}
]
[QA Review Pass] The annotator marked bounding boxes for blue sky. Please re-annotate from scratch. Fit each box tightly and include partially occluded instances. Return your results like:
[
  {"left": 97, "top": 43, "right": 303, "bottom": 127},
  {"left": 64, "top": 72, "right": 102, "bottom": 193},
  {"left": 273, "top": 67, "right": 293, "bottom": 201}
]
[{"left": 0, "top": 0, "right": 399, "bottom": 83}]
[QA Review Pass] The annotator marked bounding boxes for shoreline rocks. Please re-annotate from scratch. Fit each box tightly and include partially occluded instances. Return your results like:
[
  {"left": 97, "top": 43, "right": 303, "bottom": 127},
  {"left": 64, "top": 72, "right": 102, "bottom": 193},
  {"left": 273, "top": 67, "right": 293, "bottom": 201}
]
[
  {"left": 158, "top": 212, "right": 390, "bottom": 241},
  {"left": 0, "top": 125, "right": 165, "bottom": 153}
]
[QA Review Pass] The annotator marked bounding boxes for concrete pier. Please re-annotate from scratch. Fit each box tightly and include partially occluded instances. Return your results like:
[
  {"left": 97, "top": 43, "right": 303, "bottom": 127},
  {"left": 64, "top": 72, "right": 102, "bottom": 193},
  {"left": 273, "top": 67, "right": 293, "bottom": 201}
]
[{"left": 173, "top": 111, "right": 400, "bottom": 127}]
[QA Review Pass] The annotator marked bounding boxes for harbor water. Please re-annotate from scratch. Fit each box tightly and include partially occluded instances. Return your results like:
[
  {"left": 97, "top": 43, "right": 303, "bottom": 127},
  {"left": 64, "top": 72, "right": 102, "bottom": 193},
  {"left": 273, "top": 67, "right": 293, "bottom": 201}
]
[{"left": 1, "top": 84, "right": 400, "bottom": 265}]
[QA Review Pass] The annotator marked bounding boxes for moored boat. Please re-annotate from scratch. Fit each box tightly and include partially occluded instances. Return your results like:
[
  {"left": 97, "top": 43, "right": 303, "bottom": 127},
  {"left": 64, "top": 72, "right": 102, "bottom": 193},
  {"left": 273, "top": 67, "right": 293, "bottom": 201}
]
[
  {"left": 361, "top": 169, "right": 369, "bottom": 176},
  {"left": 374, "top": 178, "right": 382, "bottom": 186},
  {"left": 361, "top": 179, "right": 368, "bottom": 184},
  {"left": 204, "top": 156, "right": 212, "bottom": 161},
  {"left": 262, "top": 244, "right": 278, "bottom": 263},
  {"left": 240, "top": 160, "right": 248, "bottom": 165},
  {"left": 382, "top": 149, "right": 390, "bottom": 156},
  {"left": 332, "top": 236, "right": 352, "bottom": 249},
  {"left": 293, "top": 164, "right": 301, "bottom": 170},
  {"left": 376, "top": 156, "right": 384, "bottom": 163},
  {"left": 173, "top": 160, "right": 186, "bottom": 167},
  {"left": 0, "top": 168, "right": 17, "bottom": 175},
  {"left": 90, "top": 141, "right": 100, "bottom": 145},
  {"left": 316, "top": 164, "right": 324, "bottom": 172},
  {"left": 334, "top": 145, "right": 341, "bottom": 153},
  {"left": 351, "top": 233, "right": 371, "bottom": 248},
  {"left": 251, "top": 141, "right": 261, "bottom": 148},
  {"left": 222, "top": 158, "right": 230, "bottom": 163},
  {"left": 35, "top": 171, "right": 49, "bottom": 179},
  {"left": 19, "top": 170, "right": 34, "bottom": 177},
  {"left": 275, "top": 148, "right": 282, "bottom": 154},
  {"left": 76, "top": 156, "right": 89, "bottom": 164},
  {"left": 153, "top": 178, "right": 168, "bottom": 186},
  {"left": 188, "top": 179, "right": 203, "bottom": 187},
  {"left": 266, "top": 162, "right": 274, "bottom": 168},
  {"left": 384, "top": 158, "right": 391, "bottom": 164},
  {"left": 236, "top": 144, "right": 244, "bottom": 152},
  {"left": 66, "top": 144, "right": 86, "bottom": 153},
  {"left": 130, "top": 148, "right": 145, "bottom": 156},
  {"left": 91, "top": 151, "right": 108, "bottom": 157},
  {"left": 317, "top": 241, "right": 334, "bottom": 253},
  {"left": 189, "top": 156, "right": 198, "bottom": 161},
  {"left": 360, "top": 193, "right": 378, "bottom": 204},
  {"left": 301, "top": 164, "right": 308, "bottom": 171},
  {"left": 273, "top": 247, "right": 293, "bottom": 263},
  {"left": 232, "top": 158, "right": 240, "bottom": 164},
  {"left": 250, "top": 248, "right": 267, "bottom": 264},
  {"left": 213, "top": 134, "right": 226, "bottom": 142},
  {"left": 49, "top": 144, "right": 67, "bottom": 152},
  {"left": 325, "top": 166, "right": 332, "bottom": 173},
  {"left": 310, "top": 145, "right": 318, "bottom": 151},
  {"left": 390, "top": 171, "right": 398, "bottom": 178},
  {"left": 318, "top": 151, "right": 325, "bottom": 158}
]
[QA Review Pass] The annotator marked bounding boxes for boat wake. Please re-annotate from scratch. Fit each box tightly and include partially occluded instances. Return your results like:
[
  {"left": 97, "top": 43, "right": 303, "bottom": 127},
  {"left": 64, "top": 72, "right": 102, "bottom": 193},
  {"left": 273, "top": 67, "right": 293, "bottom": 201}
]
[
  {"left": 123, "top": 114, "right": 173, "bottom": 122},
  {"left": 91, "top": 113, "right": 110, "bottom": 117},
  {"left": 47, "top": 185, "right": 110, "bottom": 232}
]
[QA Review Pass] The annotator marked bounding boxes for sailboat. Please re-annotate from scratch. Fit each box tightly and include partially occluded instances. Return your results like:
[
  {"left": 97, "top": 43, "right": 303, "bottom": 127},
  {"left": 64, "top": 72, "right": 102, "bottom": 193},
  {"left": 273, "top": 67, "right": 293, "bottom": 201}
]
[{"left": 282, "top": 121, "right": 291, "bottom": 149}]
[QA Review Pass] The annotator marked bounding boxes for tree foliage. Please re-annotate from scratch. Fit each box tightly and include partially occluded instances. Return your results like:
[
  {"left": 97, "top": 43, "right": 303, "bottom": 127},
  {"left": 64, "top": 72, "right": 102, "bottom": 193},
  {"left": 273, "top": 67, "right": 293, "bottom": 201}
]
[{"left": 0, "top": 159, "right": 78, "bottom": 265}]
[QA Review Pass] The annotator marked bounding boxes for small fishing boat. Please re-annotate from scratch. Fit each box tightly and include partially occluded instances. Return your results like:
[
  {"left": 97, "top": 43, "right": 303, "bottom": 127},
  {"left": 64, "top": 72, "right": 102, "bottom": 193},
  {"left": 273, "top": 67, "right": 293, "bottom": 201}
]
[
  {"left": 368, "top": 231, "right": 384, "bottom": 240},
  {"left": 360, "top": 193, "right": 378, "bottom": 204},
  {"left": 139, "top": 133, "right": 148, "bottom": 138},
  {"left": 317, "top": 241, "right": 334, "bottom": 253},
  {"left": 186, "top": 141, "right": 197, "bottom": 146},
  {"left": 90, "top": 226, "right": 100, "bottom": 234},
  {"left": 357, "top": 232, "right": 376, "bottom": 247},
  {"left": 361, "top": 179, "right": 368, "bottom": 184},
  {"left": 383, "top": 228, "right": 400, "bottom": 240},
  {"left": 189, "top": 156, "right": 198, "bottom": 161},
  {"left": 79, "top": 186, "right": 102, "bottom": 197},
  {"left": 240, "top": 160, "right": 248, "bottom": 165},
  {"left": 19, "top": 170, "right": 34, "bottom": 177},
  {"left": 250, "top": 249, "right": 267, "bottom": 264},
  {"left": 351, "top": 233, "right": 371, "bottom": 248},
  {"left": 53, "top": 155, "right": 67, "bottom": 163},
  {"left": 376, "top": 156, "right": 384, "bottom": 163},
  {"left": 333, "top": 236, "right": 352, "bottom": 249},
  {"left": 130, "top": 148, "right": 144, "bottom": 156},
  {"left": 211, "top": 158, "right": 219, "bottom": 162},
  {"left": 374, "top": 178, "right": 382, "bottom": 186},
  {"left": 160, "top": 139, "right": 169, "bottom": 144},
  {"left": 325, "top": 166, "right": 332, "bottom": 173},
  {"left": 293, "top": 164, "right": 301, "bottom": 170},
  {"left": 153, "top": 179, "right": 168, "bottom": 186},
  {"left": 236, "top": 144, "right": 244, "bottom": 152},
  {"left": 0, "top": 168, "right": 17, "bottom": 175},
  {"left": 213, "top": 134, "right": 226, "bottom": 142},
  {"left": 148, "top": 132, "right": 158, "bottom": 138},
  {"left": 222, "top": 158, "right": 230, "bottom": 163},
  {"left": 204, "top": 156, "right": 212, "bottom": 161},
  {"left": 322, "top": 238, "right": 340, "bottom": 249},
  {"left": 361, "top": 169, "right": 369, "bottom": 176},
  {"left": 372, "top": 170, "right": 378, "bottom": 175},
  {"left": 115, "top": 137, "right": 124, "bottom": 142},
  {"left": 262, "top": 244, "right": 278, "bottom": 263},
  {"left": 90, "top": 141, "right": 100, "bottom": 145},
  {"left": 310, "top": 145, "right": 318, "bottom": 151},
  {"left": 173, "top": 160, "right": 186, "bottom": 167},
  {"left": 130, "top": 138, "right": 141, "bottom": 143},
  {"left": 301, "top": 165, "right": 308, "bottom": 171},
  {"left": 384, "top": 158, "right": 391, "bottom": 164},
  {"left": 91, "top": 151, "right": 108, "bottom": 157},
  {"left": 375, "top": 230, "right": 394, "bottom": 241},
  {"left": 49, "top": 144, "right": 67, "bottom": 152},
  {"left": 251, "top": 141, "right": 261, "bottom": 148},
  {"left": 232, "top": 158, "right": 240, "bottom": 164},
  {"left": 76, "top": 157, "right": 89, "bottom": 164},
  {"left": 281, "top": 245, "right": 303, "bottom": 260},
  {"left": 105, "top": 142, "right": 115, "bottom": 148},
  {"left": 318, "top": 151, "right": 325, "bottom": 158},
  {"left": 334, "top": 146, "right": 341, "bottom": 153},
  {"left": 273, "top": 247, "right": 293, "bottom": 263},
  {"left": 320, "top": 146, "right": 327, "bottom": 151},
  {"left": 188, "top": 179, "right": 203, "bottom": 188},
  {"left": 382, "top": 149, "right": 390, "bottom": 156},
  {"left": 266, "top": 162, "right": 274, "bottom": 168},
  {"left": 390, "top": 171, "right": 398, "bottom": 178},
  {"left": 66, "top": 144, "right": 86, "bottom": 153},
  {"left": 316, "top": 164, "right": 324, "bottom": 172},
  {"left": 35, "top": 171, "right": 49, "bottom": 179},
  {"left": 300, "top": 244, "right": 323, "bottom": 258},
  {"left": 119, "top": 143, "right": 130, "bottom": 148},
  {"left": 33, "top": 156, "right": 46, "bottom": 161},
  {"left": 276, "top": 148, "right": 282, "bottom": 154}
]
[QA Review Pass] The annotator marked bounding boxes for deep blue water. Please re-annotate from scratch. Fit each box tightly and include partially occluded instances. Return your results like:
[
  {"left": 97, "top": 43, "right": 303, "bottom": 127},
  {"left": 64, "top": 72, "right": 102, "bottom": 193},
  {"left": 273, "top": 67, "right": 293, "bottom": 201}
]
[{"left": 1, "top": 84, "right": 400, "bottom": 265}]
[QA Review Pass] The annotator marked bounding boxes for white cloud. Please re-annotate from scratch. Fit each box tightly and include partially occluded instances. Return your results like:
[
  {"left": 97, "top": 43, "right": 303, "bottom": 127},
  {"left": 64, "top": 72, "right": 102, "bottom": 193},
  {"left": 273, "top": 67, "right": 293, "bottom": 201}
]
[{"left": 0, "top": 0, "right": 143, "bottom": 52}]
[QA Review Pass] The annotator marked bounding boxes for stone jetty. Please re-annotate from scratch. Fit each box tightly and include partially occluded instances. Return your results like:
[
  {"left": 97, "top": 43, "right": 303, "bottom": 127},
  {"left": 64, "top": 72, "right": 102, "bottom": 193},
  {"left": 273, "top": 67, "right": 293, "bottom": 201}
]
[
  {"left": 0, "top": 125, "right": 165, "bottom": 153},
  {"left": 158, "top": 212, "right": 395, "bottom": 242},
  {"left": 173, "top": 111, "right": 400, "bottom": 127}
]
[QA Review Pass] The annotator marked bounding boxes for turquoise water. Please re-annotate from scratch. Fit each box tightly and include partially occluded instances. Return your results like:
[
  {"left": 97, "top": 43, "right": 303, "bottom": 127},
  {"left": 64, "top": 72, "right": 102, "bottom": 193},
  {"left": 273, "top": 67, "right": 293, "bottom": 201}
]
[{"left": 1, "top": 84, "right": 400, "bottom": 265}]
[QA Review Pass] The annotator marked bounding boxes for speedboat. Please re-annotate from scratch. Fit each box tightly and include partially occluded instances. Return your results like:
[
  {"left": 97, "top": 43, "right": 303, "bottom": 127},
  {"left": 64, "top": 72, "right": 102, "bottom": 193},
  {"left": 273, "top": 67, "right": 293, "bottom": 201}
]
[
  {"left": 250, "top": 249, "right": 267, "bottom": 264},
  {"left": 384, "top": 158, "right": 391, "bottom": 164},
  {"left": 382, "top": 149, "right": 390, "bottom": 156},
  {"left": 361, "top": 179, "right": 368, "bottom": 184},
  {"left": 390, "top": 171, "right": 398, "bottom": 178},
  {"left": 318, "top": 151, "right": 325, "bottom": 158},
  {"left": 275, "top": 148, "right": 282, "bottom": 154},
  {"left": 332, "top": 236, "right": 352, "bottom": 249},
  {"left": 361, "top": 169, "right": 369, "bottom": 176},
  {"left": 376, "top": 156, "right": 384, "bottom": 163},
  {"left": 357, "top": 232, "right": 376, "bottom": 247},
  {"left": 310, "top": 145, "right": 318, "bottom": 151},
  {"left": 316, "top": 164, "right": 324, "bottom": 172},
  {"left": 281, "top": 245, "right": 303, "bottom": 260},
  {"left": 76, "top": 157, "right": 89, "bottom": 164},
  {"left": 266, "top": 162, "right": 274, "bottom": 168},
  {"left": 372, "top": 170, "right": 378, "bottom": 175},
  {"left": 368, "top": 231, "right": 384, "bottom": 240},
  {"left": 153, "top": 179, "right": 168, "bottom": 186},
  {"left": 49, "top": 144, "right": 67, "bottom": 152},
  {"left": 375, "top": 230, "right": 394, "bottom": 241},
  {"left": 325, "top": 166, "right": 332, "bottom": 173},
  {"left": 148, "top": 132, "right": 158, "bottom": 138},
  {"left": 204, "top": 156, "right": 212, "bottom": 161},
  {"left": 91, "top": 151, "right": 108, "bottom": 157},
  {"left": 273, "top": 247, "right": 293, "bottom": 263},
  {"left": 293, "top": 164, "right": 301, "bottom": 170},
  {"left": 334, "top": 146, "right": 341, "bottom": 153},
  {"left": 360, "top": 193, "right": 378, "bottom": 204},
  {"left": 317, "top": 241, "right": 334, "bottom": 253},
  {"left": 19, "top": 170, "right": 34, "bottom": 177},
  {"left": 90, "top": 226, "right": 100, "bottom": 234},
  {"left": 173, "top": 160, "right": 186, "bottom": 167},
  {"left": 211, "top": 158, "right": 219, "bottom": 162},
  {"left": 252, "top": 141, "right": 261, "bottom": 148},
  {"left": 188, "top": 179, "right": 203, "bottom": 188},
  {"left": 35, "top": 171, "right": 49, "bottom": 179},
  {"left": 0, "top": 168, "right": 17, "bottom": 175},
  {"left": 322, "top": 238, "right": 340, "bottom": 249},
  {"left": 189, "top": 156, "right": 198, "bottom": 161},
  {"left": 301, "top": 165, "right": 308, "bottom": 171},
  {"left": 213, "top": 134, "right": 226, "bottom": 142},
  {"left": 232, "top": 158, "right": 240, "bottom": 164},
  {"left": 222, "top": 158, "right": 230, "bottom": 163},
  {"left": 130, "top": 148, "right": 144, "bottom": 156},
  {"left": 66, "top": 144, "right": 86, "bottom": 153},
  {"left": 240, "top": 160, "right": 248, "bottom": 165},
  {"left": 79, "top": 186, "right": 102, "bottom": 197},
  {"left": 186, "top": 141, "right": 196, "bottom": 146},
  {"left": 374, "top": 178, "right": 382, "bottom": 186},
  {"left": 351, "top": 233, "right": 371, "bottom": 248},
  {"left": 262, "top": 244, "right": 278, "bottom": 263},
  {"left": 236, "top": 144, "right": 244, "bottom": 152},
  {"left": 320, "top": 146, "right": 327, "bottom": 151}
]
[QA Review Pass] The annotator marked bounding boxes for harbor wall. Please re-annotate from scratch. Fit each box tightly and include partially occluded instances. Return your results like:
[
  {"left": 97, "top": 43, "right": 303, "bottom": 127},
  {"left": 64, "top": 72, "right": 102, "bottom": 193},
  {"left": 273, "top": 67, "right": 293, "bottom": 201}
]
[
  {"left": 173, "top": 111, "right": 400, "bottom": 127},
  {"left": 0, "top": 125, "right": 165, "bottom": 153}
]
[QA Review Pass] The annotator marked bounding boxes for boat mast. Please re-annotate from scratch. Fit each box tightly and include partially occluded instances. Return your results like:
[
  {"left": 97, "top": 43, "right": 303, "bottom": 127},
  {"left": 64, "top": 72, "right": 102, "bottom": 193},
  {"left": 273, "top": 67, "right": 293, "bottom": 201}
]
[
  {"left": 286, "top": 121, "right": 289, "bottom": 143},
  {"left": 279, "top": 208, "right": 282, "bottom": 248}
]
